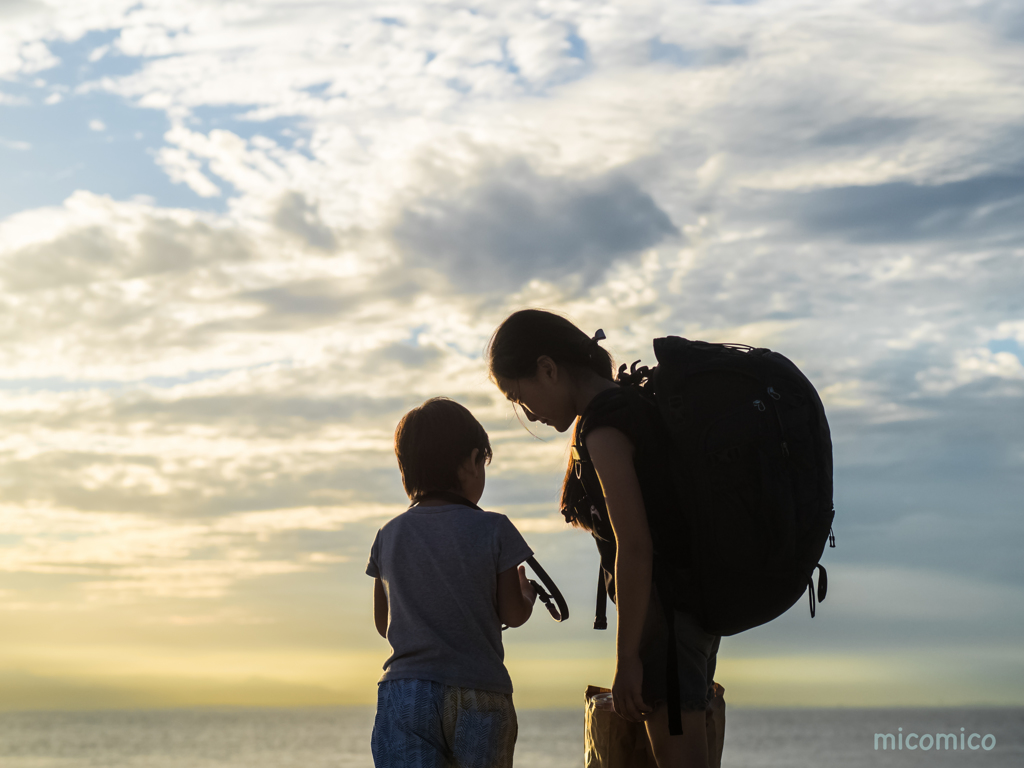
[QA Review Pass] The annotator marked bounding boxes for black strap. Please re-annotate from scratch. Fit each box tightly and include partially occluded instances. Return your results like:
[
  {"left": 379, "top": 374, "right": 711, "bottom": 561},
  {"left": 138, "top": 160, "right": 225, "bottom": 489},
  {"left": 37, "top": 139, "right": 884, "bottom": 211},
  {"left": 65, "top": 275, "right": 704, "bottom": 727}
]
[
  {"left": 522, "top": 557, "right": 569, "bottom": 622},
  {"left": 415, "top": 491, "right": 569, "bottom": 624},
  {"left": 595, "top": 565, "right": 608, "bottom": 630},
  {"left": 807, "top": 564, "right": 828, "bottom": 618},
  {"left": 661, "top": 578, "right": 684, "bottom": 736}
]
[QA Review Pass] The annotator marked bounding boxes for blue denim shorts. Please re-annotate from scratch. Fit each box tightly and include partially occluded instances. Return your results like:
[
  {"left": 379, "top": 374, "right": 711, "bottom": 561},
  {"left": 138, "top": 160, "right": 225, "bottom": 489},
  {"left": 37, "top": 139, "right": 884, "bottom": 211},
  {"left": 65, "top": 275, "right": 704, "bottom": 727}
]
[
  {"left": 371, "top": 678, "right": 518, "bottom": 768},
  {"left": 639, "top": 588, "right": 721, "bottom": 711}
]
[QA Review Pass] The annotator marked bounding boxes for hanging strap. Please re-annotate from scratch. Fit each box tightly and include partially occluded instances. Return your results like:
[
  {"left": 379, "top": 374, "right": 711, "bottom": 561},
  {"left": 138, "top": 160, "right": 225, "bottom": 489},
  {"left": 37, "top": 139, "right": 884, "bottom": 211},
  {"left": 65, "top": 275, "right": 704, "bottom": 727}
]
[
  {"left": 807, "top": 564, "right": 828, "bottom": 618},
  {"left": 415, "top": 491, "right": 569, "bottom": 623},
  {"left": 660, "top": 574, "right": 684, "bottom": 737},
  {"left": 594, "top": 565, "right": 608, "bottom": 630}
]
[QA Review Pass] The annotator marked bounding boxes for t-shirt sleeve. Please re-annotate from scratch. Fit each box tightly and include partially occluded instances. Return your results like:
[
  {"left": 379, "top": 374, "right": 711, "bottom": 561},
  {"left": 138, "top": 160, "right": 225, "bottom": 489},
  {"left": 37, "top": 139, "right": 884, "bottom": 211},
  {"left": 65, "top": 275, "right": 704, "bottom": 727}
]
[
  {"left": 582, "top": 387, "right": 639, "bottom": 446},
  {"left": 365, "top": 529, "right": 382, "bottom": 578},
  {"left": 495, "top": 514, "right": 535, "bottom": 574}
]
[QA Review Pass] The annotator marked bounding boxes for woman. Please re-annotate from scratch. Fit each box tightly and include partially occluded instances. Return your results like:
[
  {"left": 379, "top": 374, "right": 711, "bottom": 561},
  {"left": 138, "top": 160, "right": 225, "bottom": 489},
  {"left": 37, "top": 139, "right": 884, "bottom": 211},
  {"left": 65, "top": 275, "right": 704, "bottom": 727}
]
[{"left": 487, "top": 308, "right": 722, "bottom": 768}]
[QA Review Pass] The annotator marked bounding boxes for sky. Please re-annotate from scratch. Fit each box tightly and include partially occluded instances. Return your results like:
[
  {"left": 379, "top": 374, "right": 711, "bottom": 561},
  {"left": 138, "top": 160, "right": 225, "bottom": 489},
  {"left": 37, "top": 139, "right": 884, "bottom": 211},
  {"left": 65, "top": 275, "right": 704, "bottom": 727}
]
[{"left": 0, "top": 0, "right": 1022, "bottom": 711}]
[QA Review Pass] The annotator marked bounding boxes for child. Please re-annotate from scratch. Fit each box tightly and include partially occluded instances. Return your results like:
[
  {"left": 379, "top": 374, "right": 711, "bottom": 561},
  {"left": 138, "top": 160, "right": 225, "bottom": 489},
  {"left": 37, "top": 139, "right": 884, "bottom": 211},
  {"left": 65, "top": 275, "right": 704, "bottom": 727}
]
[
  {"left": 366, "top": 397, "right": 538, "bottom": 768},
  {"left": 488, "top": 309, "right": 724, "bottom": 768}
]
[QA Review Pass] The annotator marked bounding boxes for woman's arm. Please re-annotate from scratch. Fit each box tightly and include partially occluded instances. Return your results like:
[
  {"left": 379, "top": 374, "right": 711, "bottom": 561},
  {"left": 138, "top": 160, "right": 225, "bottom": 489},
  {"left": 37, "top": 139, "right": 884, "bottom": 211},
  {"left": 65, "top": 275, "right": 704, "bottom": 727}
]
[
  {"left": 373, "top": 578, "right": 388, "bottom": 638},
  {"left": 497, "top": 564, "right": 537, "bottom": 627},
  {"left": 586, "top": 425, "right": 654, "bottom": 723}
]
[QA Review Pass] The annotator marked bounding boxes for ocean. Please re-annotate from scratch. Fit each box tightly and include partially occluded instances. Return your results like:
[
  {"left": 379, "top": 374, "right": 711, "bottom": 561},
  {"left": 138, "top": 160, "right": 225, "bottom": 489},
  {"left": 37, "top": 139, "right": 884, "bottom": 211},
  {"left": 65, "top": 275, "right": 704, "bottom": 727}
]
[{"left": 0, "top": 707, "right": 1021, "bottom": 767}]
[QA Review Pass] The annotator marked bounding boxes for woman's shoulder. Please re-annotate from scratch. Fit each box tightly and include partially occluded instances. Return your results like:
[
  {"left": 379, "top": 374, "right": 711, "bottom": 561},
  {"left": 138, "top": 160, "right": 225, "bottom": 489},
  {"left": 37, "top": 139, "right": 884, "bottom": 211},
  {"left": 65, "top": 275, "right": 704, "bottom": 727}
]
[{"left": 580, "top": 385, "right": 657, "bottom": 439}]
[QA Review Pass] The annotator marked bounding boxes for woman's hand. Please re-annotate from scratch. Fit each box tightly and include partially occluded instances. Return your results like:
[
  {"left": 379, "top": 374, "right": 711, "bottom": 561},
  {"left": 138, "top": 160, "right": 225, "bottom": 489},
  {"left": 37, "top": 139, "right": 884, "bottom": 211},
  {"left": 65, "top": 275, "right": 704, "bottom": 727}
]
[{"left": 612, "top": 653, "right": 652, "bottom": 722}]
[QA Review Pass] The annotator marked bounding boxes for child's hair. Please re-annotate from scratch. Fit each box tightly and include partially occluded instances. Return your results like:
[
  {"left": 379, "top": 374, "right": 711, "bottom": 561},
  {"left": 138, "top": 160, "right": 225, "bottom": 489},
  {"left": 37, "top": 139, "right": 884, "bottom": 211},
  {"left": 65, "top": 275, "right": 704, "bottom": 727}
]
[
  {"left": 487, "top": 309, "right": 615, "bottom": 531},
  {"left": 395, "top": 397, "right": 493, "bottom": 502}
]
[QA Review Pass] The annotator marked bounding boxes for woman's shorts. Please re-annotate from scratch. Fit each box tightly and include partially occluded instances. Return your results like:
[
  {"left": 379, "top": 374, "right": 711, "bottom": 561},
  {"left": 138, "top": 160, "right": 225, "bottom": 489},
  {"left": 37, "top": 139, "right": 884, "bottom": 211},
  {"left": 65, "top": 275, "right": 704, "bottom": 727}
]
[
  {"left": 371, "top": 678, "right": 518, "bottom": 768},
  {"left": 639, "top": 587, "right": 721, "bottom": 712}
]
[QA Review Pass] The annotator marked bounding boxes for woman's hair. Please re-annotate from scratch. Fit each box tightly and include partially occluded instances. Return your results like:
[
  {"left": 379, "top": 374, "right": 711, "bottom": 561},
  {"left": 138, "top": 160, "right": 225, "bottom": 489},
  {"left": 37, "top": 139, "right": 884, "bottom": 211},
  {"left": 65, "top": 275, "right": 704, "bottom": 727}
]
[
  {"left": 487, "top": 309, "right": 615, "bottom": 531},
  {"left": 394, "top": 397, "right": 492, "bottom": 502},
  {"left": 487, "top": 309, "right": 614, "bottom": 383}
]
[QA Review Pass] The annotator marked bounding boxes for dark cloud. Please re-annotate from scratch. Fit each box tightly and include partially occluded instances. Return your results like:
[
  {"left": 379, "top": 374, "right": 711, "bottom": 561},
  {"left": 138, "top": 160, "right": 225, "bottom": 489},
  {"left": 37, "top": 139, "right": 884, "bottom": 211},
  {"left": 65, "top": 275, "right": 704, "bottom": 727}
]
[
  {"left": 0, "top": 218, "right": 251, "bottom": 293},
  {"left": 365, "top": 342, "right": 444, "bottom": 370},
  {"left": 0, "top": 227, "right": 128, "bottom": 292},
  {"left": 133, "top": 218, "right": 250, "bottom": 274},
  {"left": 239, "top": 280, "right": 352, "bottom": 320},
  {"left": 272, "top": 192, "right": 337, "bottom": 251},
  {"left": 811, "top": 117, "right": 919, "bottom": 147},
  {"left": 991, "top": 3, "right": 1024, "bottom": 40},
  {"left": 648, "top": 38, "right": 746, "bottom": 67},
  {"left": 392, "top": 162, "right": 680, "bottom": 292},
  {"left": 765, "top": 175, "right": 1024, "bottom": 244}
]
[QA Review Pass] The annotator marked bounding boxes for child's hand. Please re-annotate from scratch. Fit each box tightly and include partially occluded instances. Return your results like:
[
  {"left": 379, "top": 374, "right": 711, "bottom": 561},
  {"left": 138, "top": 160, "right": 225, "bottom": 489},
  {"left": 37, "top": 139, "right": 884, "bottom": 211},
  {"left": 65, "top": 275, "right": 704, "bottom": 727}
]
[{"left": 518, "top": 564, "right": 537, "bottom": 605}]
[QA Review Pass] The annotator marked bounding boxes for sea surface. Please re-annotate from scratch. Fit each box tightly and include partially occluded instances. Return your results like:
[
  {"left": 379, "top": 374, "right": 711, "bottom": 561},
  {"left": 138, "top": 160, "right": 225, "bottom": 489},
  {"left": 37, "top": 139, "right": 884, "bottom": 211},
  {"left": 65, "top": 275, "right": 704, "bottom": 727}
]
[{"left": 0, "top": 707, "right": 1021, "bottom": 767}]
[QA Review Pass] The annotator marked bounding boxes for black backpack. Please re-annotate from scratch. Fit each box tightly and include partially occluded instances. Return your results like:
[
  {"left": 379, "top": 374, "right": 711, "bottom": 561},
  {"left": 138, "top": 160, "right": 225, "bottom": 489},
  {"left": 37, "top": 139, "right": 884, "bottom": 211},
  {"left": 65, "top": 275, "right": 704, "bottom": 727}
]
[{"left": 574, "top": 336, "right": 835, "bottom": 732}]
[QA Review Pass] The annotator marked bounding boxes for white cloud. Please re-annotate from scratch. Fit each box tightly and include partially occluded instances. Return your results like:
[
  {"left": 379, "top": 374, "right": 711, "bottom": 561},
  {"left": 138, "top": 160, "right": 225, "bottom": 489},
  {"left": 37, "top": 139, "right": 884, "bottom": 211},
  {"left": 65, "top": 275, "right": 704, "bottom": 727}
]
[
  {"left": 16, "top": 39, "right": 58, "bottom": 73},
  {"left": 0, "top": 1, "right": 1022, "bottom": 700},
  {"left": 917, "top": 347, "right": 1024, "bottom": 394},
  {"left": 0, "top": 137, "right": 31, "bottom": 150},
  {"left": 155, "top": 146, "right": 222, "bottom": 197},
  {"left": 994, "top": 320, "right": 1024, "bottom": 345}
]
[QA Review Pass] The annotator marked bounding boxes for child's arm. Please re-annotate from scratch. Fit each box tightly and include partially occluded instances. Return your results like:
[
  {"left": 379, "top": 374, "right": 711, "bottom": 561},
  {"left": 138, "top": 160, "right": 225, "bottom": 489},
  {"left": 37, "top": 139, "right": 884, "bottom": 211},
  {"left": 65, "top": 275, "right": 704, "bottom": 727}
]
[
  {"left": 373, "top": 578, "right": 388, "bottom": 638},
  {"left": 497, "top": 564, "right": 536, "bottom": 628}
]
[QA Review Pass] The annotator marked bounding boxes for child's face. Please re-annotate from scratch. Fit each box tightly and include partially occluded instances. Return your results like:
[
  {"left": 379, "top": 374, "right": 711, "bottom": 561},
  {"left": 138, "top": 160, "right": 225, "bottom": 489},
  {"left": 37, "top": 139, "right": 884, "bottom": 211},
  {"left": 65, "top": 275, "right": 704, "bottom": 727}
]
[{"left": 498, "top": 357, "right": 576, "bottom": 433}]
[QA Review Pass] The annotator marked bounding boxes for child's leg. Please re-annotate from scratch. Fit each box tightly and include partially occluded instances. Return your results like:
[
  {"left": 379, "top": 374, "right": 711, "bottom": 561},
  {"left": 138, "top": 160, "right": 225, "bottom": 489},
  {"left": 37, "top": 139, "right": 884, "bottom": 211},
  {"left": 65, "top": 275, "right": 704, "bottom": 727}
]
[
  {"left": 441, "top": 686, "right": 517, "bottom": 768},
  {"left": 371, "top": 679, "right": 452, "bottom": 768}
]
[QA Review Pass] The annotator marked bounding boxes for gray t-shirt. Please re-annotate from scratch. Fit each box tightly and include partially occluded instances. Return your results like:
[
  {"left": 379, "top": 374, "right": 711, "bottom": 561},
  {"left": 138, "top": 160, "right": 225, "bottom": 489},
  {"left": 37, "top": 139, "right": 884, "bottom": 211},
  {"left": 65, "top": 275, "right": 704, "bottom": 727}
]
[{"left": 365, "top": 503, "right": 534, "bottom": 693}]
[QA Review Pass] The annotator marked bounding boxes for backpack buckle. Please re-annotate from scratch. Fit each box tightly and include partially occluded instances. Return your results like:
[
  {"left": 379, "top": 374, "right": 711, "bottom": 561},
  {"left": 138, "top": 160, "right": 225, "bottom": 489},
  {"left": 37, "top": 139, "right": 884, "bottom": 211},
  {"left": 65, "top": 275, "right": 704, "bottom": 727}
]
[{"left": 571, "top": 445, "right": 584, "bottom": 479}]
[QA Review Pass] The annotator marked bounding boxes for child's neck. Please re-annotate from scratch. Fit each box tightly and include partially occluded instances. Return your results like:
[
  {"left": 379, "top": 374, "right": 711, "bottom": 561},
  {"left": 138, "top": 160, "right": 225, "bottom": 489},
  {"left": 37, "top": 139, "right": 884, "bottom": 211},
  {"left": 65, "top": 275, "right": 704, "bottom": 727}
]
[{"left": 415, "top": 489, "right": 481, "bottom": 507}]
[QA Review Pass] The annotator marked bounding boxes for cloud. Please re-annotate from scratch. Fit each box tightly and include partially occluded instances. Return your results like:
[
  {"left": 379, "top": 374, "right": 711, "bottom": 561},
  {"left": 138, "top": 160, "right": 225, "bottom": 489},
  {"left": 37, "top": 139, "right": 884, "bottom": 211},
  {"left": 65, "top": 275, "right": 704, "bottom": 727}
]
[
  {"left": 155, "top": 146, "right": 222, "bottom": 198},
  {"left": 0, "top": 0, "right": 45, "bottom": 22},
  {"left": 236, "top": 280, "right": 354, "bottom": 327},
  {"left": 109, "top": 391, "right": 408, "bottom": 434},
  {"left": 393, "top": 161, "right": 679, "bottom": 292},
  {"left": 0, "top": 136, "right": 31, "bottom": 149},
  {"left": 0, "top": 444, "right": 405, "bottom": 516},
  {"left": 917, "top": 348, "right": 1024, "bottom": 395},
  {"left": 767, "top": 175, "right": 1024, "bottom": 244},
  {"left": 0, "top": 212, "right": 251, "bottom": 293},
  {"left": 271, "top": 192, "right": 337, "bottom": 251},
  {"left": 1, "top": 0, "right": 1023, "bottom": 708}
]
